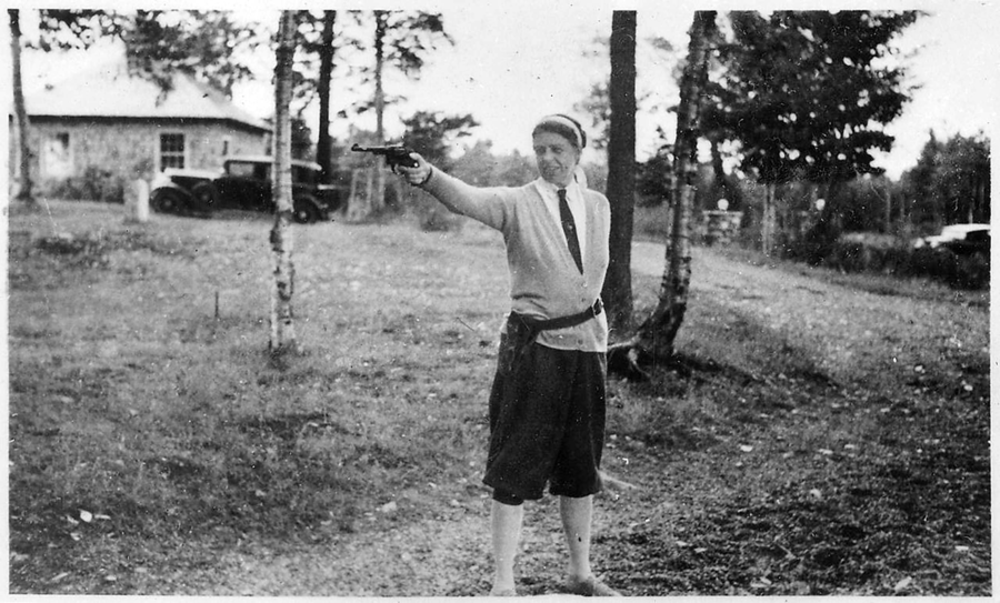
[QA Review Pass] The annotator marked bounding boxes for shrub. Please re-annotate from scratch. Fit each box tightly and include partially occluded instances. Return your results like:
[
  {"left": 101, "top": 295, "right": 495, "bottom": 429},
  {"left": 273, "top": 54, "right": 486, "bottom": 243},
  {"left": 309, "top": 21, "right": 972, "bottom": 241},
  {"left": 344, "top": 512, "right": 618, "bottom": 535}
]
[
  {"left": 955, "top": 252, "right": 990, "bottom": 289},
  {"left": 785, "top": 215, "right": 842, "bottom": 266},
  {"left": 911, "top": 247, "right": 990, "bottom": 290},
  {"left": 47, "top": 165, "right": 126, "bottom": 204}
]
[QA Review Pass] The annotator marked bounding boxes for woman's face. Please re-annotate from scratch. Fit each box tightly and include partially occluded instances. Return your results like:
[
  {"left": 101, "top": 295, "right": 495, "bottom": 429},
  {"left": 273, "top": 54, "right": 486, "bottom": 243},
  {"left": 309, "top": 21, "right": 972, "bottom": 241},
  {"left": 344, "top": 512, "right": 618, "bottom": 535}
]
[{"left": 533, "top": 131, "right": 580, "bottom": 187}]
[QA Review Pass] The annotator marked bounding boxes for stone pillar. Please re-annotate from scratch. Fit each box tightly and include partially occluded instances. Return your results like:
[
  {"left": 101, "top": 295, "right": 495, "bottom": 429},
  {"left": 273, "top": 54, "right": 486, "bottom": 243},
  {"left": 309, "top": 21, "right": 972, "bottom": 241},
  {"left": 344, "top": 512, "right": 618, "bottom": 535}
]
[{"left": 125, "top": 178, "right": 150, "bottom": 224}]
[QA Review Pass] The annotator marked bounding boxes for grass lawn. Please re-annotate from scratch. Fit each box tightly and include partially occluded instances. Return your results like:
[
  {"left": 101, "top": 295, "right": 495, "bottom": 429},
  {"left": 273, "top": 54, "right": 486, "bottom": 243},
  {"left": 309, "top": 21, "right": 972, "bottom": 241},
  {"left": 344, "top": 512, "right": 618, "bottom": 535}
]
[{"left": 7, "top": 200, "right": 991, "bottom": 595}]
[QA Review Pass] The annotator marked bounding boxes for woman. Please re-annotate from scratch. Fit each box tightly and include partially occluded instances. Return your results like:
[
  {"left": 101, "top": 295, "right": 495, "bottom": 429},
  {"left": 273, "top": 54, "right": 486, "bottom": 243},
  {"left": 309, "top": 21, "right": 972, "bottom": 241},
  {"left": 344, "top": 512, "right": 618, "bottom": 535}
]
[{"left": 396, "top": 114, "right": 619, "bottom": 597}]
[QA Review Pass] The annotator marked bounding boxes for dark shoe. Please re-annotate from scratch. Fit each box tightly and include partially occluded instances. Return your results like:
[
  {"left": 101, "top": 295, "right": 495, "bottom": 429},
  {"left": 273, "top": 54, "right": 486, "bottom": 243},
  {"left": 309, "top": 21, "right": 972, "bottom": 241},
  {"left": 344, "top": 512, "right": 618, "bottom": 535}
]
[{"left": 566, "top": 575, "right": 621, "bottom": 597}]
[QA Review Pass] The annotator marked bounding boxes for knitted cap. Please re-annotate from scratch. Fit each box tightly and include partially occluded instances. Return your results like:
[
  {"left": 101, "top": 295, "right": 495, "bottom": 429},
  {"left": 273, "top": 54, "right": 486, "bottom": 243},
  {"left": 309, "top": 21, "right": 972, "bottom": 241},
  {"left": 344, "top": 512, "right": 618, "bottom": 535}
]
[{"left": 532, "top": 114, "right": 587, "bottom": 149}]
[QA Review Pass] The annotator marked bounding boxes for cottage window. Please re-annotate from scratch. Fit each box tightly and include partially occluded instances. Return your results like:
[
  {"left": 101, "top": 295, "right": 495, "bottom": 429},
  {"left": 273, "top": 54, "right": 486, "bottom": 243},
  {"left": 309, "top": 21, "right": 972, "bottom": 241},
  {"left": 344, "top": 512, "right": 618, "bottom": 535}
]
[
  {"left": 159, "top": 133, "right": 186, "bottom": 170},
  {"left": 43, "top": 132, "right": 73, "bottom": 178}
]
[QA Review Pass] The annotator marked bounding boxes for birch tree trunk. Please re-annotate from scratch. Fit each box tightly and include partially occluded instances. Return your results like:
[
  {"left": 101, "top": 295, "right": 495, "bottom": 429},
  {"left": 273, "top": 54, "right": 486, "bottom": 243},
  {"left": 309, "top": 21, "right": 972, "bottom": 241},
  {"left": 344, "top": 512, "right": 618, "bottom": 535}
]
[
  {"left": 347, "top": 12, "right": 388, "bottom": 222},
  {"left": 9, "top": 9, "right": 34, "bottom": 205},
  {"left": 610, "top": 11, "right": 714, "bottom": 375},
  {"left": 269, "top": 10, "right": 300, "bottom": 356},
  {"left": 762, "top": 183, "right": 776, "bottom": 256}
]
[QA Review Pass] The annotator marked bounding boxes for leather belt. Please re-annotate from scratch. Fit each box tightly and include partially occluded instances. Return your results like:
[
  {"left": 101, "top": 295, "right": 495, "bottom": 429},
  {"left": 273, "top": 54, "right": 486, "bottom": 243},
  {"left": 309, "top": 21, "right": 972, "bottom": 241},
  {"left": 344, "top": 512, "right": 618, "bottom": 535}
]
[{"left": 501, "top": 299, "right": 603, "bottom": 371}]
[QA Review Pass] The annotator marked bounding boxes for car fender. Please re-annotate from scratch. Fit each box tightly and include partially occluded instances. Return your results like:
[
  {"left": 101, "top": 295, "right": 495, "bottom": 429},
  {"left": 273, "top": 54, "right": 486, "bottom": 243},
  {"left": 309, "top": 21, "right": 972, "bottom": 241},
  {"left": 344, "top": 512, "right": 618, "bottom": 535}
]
[
  {"left": 294, "top": 194, "right": 325, "bottom": 212},
  {"left": 150, "top": 180, "right": 193, "bottom": 200},
  {"left": 151, "top": 167, "right": 223, "bottom": 197},
  {"left": 190, "top": 181, "right": 220, "bottom": 211}
]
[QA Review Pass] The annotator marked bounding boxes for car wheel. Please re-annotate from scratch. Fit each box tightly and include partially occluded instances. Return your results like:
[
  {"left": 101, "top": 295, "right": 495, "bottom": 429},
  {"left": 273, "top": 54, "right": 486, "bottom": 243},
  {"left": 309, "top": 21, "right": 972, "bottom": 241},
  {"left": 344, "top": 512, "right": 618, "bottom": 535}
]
[
  {"left": 151, "top": 189, "right": 185, "bottom": 214},
  {"left": 190, "top": 182, "right": 219, "bottom": 213},
  {"left": 293, "top": 200, "right": 321, "bottom": 224}
]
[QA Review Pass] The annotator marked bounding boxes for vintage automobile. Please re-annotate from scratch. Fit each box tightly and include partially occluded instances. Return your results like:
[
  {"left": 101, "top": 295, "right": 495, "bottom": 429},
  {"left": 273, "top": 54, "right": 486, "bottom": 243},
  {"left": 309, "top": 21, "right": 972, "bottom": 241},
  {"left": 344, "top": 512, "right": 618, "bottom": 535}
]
[
  {"left": 913, "top": 223, "right": 990, "bottom": 257},
  {"left": 150, "top": 156, "right": 344, "bottom": 223}
]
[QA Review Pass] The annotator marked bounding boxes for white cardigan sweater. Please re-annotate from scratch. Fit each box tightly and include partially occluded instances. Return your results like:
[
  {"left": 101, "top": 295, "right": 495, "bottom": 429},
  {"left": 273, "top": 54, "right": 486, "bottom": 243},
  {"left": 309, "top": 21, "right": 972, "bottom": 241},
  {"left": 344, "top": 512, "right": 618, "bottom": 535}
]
[{"left": 422, "top": 167, "right": 611, "bottom": 353}]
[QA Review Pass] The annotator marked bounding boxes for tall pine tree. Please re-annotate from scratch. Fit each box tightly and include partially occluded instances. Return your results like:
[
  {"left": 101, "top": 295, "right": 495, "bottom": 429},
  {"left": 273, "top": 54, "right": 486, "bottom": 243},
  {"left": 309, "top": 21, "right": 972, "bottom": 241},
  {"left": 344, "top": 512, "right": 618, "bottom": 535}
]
[{"left": 602, "top": 11, "right": 637, "bottom": 334}]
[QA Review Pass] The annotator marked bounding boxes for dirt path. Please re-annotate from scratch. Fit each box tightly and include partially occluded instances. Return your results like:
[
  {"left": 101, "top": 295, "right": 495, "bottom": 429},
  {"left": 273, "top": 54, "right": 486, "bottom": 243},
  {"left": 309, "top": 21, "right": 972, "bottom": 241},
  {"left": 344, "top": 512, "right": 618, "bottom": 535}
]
[
  {"left": 633, "top": 241, "right": 988, "bottom": 386},
  {"left": 128, "top": 241, "right": 989, "bottom": 597}
]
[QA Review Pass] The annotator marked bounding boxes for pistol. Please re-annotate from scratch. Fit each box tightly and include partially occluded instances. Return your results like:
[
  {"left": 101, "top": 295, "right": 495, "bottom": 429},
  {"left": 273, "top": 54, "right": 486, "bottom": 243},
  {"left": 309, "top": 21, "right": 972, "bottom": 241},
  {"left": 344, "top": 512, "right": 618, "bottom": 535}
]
[{"left": 350, "top": 143, "right": 419, "bottom": 169}]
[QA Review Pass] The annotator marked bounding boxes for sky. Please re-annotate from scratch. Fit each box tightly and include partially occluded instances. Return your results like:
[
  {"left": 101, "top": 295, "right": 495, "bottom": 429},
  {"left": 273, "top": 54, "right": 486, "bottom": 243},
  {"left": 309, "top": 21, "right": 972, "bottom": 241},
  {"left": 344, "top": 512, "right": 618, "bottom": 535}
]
[{"left": 9, "top": 1, "right": 1000, "bottom": 180}]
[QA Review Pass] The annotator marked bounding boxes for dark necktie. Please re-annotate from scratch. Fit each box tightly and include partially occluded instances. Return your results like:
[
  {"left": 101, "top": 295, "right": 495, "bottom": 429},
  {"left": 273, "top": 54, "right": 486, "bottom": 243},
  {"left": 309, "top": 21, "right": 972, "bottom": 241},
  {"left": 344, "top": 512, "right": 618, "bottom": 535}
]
[{"left": 557, "top": 188, "right": 584, "bottom": 273}]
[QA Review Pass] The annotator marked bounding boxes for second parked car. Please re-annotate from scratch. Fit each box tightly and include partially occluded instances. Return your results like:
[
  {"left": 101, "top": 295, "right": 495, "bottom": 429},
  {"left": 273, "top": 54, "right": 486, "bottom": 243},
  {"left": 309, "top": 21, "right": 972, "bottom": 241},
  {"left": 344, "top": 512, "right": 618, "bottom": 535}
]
[{"left": 913, "top": 223, "right": 990, "bottom": 257}]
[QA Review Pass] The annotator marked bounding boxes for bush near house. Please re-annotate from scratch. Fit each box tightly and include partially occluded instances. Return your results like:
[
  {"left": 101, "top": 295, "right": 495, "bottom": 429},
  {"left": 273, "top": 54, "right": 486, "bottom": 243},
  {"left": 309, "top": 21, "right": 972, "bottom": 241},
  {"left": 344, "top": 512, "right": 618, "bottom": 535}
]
[{"left": 47, "top": 166, "right": 128, "bottom": 204}]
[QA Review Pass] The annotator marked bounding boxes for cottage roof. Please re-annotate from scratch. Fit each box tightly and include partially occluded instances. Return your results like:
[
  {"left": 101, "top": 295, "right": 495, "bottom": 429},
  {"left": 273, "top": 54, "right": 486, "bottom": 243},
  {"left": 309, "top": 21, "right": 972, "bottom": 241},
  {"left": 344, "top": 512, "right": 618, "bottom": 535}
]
[{"left": 23, "top": 57, "right": 270, "bottom": 133}]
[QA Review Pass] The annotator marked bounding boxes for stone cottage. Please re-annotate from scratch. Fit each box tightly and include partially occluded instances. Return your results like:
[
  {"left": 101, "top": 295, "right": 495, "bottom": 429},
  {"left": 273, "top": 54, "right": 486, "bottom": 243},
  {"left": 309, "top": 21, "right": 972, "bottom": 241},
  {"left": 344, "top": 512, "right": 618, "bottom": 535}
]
[{"left": 10, "top": 55, "right": 270, "bottom": 196}]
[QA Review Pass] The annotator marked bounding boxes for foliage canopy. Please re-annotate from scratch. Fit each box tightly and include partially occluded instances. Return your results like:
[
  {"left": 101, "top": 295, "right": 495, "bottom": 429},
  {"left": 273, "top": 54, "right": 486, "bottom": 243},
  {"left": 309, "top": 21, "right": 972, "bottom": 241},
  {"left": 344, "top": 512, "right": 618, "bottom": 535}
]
[{"left": 704, "top": 10, "right": 920, "bottom": 185}]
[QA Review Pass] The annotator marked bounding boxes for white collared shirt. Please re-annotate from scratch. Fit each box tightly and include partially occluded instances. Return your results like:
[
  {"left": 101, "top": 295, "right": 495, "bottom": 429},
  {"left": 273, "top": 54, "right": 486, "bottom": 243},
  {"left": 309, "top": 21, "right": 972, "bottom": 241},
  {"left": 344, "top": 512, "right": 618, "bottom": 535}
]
[{"left": 535, "top": 177, "right": 587, "bottom": 258}]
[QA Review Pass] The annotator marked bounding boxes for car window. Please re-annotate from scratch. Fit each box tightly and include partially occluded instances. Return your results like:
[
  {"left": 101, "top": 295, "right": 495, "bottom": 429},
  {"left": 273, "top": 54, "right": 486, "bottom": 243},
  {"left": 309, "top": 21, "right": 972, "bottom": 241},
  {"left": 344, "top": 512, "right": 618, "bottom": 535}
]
[
  {"left": 227, "top": 161, "right": 271, "bottom": 180},
  {"left": 227, "top": 162, "right": 256, "bottom": 178}
]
